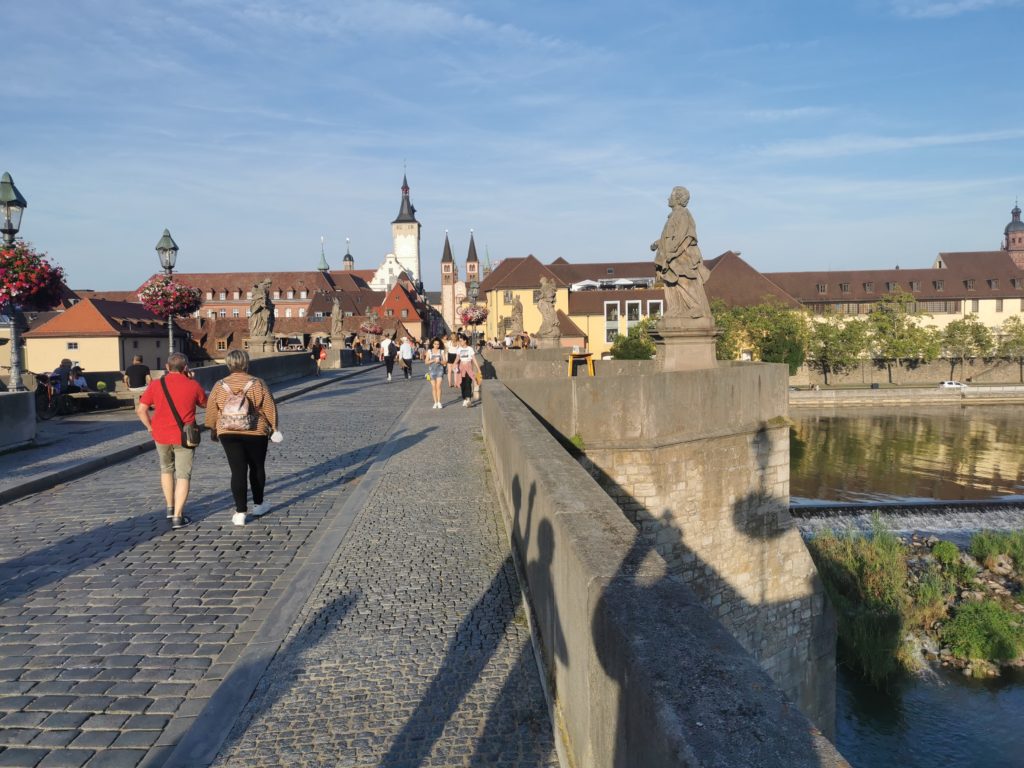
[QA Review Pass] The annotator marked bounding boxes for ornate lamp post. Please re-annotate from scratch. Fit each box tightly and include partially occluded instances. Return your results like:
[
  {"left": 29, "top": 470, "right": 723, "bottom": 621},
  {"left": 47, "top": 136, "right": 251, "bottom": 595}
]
[
  {"left": 1, "top": 173, "right": 28, "bottom": 391},
  {"left": 155, "top": 229, "right": 178, "bottom": 354},
  {"left": 468, "top": 280, "right": 479, "bottom": 345}
]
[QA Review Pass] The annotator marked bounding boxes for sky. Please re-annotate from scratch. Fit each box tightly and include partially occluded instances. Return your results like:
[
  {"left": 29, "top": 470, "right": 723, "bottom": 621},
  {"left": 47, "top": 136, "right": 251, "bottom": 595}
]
[{"left": 6, "top": 0, "right": 1024, "bottom": 292}]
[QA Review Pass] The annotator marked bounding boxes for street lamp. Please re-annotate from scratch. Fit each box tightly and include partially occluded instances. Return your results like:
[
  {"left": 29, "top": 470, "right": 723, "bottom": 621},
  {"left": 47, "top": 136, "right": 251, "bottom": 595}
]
[
  {"left": 155, "top": 229, "right": 178, "bottom": 354},
  {"left": 1, "top": 173, "right": 28, "bottom": 391},
  {"left": 468, "top": 280, "right": 479, "bottom": 346}
]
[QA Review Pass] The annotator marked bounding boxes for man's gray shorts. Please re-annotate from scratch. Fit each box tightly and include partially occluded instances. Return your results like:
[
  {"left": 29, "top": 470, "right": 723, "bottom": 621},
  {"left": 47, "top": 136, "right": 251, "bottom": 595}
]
[{"left": 156, "top": 442, "right": 195, "bottom": 480}]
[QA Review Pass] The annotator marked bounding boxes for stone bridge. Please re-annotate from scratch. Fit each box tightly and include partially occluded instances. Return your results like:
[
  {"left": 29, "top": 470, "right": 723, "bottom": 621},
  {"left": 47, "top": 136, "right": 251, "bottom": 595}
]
[{"left": 0, "top": 357, "right": 847, "bottom": 767}]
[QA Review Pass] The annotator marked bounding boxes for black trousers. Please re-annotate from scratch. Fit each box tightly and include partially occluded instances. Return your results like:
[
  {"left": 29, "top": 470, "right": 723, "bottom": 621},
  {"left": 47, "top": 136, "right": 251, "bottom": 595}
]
[
  {"left": 219, "top": 434, "right": 269, "bottom": 512},
  {"left": 384, "top": 357, "right": 395, "bottom": 375},
  {"left": 461, "top": 374, "right": 474, "bottom": 399}
]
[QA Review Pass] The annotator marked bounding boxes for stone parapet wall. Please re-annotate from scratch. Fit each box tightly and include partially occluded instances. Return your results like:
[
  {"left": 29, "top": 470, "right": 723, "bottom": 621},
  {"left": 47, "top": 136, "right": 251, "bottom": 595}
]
[
  {"left": 481, "top": 382, "right": 847, "bottom": 767},
  {"left": 790, "top": 385, "right": 1024, "bottom": 408},
  {"left": 0, "top": 392, "right": 35, "bottom": 452},
  {"left": 499, "top": 363, "right": 837, "bottom": 738},
  {"left": 798, "top": 357, "right": 1024, "bottom": 387}
]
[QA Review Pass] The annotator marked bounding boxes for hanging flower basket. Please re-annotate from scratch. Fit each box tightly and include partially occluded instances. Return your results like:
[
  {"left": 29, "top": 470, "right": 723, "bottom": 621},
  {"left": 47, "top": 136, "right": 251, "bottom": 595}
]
[
  {"left": 359, "top": 320, "right": 384, "bottom": 336},
  {"left": 460, "top": 305, "right": 489, "bottom": 325},
  {"left": 0, "top": 242, "right": 65, "bottom": 308},
  {"left": 138, "top": 275, "right": 203, "bottom": 319}
]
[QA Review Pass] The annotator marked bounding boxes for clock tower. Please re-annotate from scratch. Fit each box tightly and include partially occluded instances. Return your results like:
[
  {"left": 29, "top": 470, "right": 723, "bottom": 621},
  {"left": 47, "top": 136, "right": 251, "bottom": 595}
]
[{"left": 391, "top": 174, "right": 421, "bottom": 283}]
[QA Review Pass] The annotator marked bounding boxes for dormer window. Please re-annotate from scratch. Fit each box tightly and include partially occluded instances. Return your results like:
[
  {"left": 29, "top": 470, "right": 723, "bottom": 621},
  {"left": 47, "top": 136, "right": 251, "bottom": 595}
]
[
  {"left": 863, "top": 282, "right": 874, "bottom": 293},
  {"left": 206, "top": 291, "right": 213, "bottom": 300},
  {"left": 606, "top": 268, "right": 614, "bottom": 275},
  {"left": 816, "top": 283, "right": 827, "bottom": 294},
  {"left": 885, "top": 282, "right": 898, "bottom": 293},
  {"left": 839, "top": 282, "right": 850, "bottom": 294},
  {"left": 273, "top": 291, "right": 281, "bottom": 300},
  {"left": 287, "top": 290, "right": 294, "bottom": 299},
  {"left": 219, "top": 291, "right": 226, "bottom": 300},
  {"left": 989, "top": 279, "right": 999, "bottom": 290},
  {"left": 934, "top": 280, "right": 944, "bottom": 291},
  {"left": 910, "top": 281, "right": 920, "bottom": 292},
  {"left": 965, "top": 279, "right": 975, "bottom": 291}
]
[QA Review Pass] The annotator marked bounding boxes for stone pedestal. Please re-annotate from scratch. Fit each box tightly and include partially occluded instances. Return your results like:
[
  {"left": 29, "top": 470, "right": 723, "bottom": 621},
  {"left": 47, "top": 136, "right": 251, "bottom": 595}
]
[
  {"left": 243, "top": 337, "right": 278, "bottom": 358},
  {"left": 533, "top": 335, "right": 561, "bottom": 350},
  {"left": 653, "top": 322, "right": 717, "bottom": 371}
]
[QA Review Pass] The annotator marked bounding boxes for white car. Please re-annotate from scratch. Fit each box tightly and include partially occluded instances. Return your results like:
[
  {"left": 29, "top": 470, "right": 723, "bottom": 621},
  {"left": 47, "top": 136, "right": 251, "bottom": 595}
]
[{"left": 938, "top": 380, "right": 967, "bottom": 390}]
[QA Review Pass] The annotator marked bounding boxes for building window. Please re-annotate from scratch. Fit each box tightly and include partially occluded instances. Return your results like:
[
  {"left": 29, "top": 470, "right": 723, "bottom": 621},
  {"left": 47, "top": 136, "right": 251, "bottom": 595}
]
[
  {"left": 965, "top": 279, "right": 975, "bottom": 290},
  {"left": 863, "top": 282, "right": 874, "bottom": 293},
  {"left": 233, "top": 291, "right": 240, "bottom": 300},
  {"left": 246, "top": 291, "right": 253, "bottom": 300},
  {"left": 606, "top": 268, "right": 614, "bottom": 275},
  {"left": 1013, "top": 278, "right": 1023, "bottom": 290},
  {"left": 839, "top": 283, "right": 850, "bottom": 294},
  {"left": 934, "top": 280, "right": 944, "bottom": 291},
  {"left": 208, "top": 311, "right": 216, "bottom": 318},
  {"left": 132, "top": 340, "right": 138, "bottom": 349},
  {"left": 605, "top": 303, "right": 619, "bottom": 321},
  {"left": 285, "top": 308, "right": 292, "bottom": 318},
  {"left": 287, "top": 291, "right": 294, "bottom": 299},
  {"left": 503, "top": 290, "right": 513, "bottom": 305},
  {"left": 386, "top": 309, "right": 394, "bottom": 317},
  {"left": 232, "top": 310, "right": 239, "bottom": 318},
  {"left": 996, "top": 298, "right": 1004, "bottom": 312},
  {"left": 219, "top": 291, "right": 226, "bottom": 300},
  {"left": 246, "top": 309, "right": 252, "bottom": 317},
  {"left": 155, "top": 340, "right": 160, "bottom": 349},
  {"left": 300, "top": 291, "right": 307, "bottom": 299},
  {"left": 971, "top": 299, "right": 979, "bottom": 313},
  {"left": 401, "top": 309, "right": 408, "bottom": 319},
  {"left": 67, "top": 342, "right": 78, "bottom": 350},
  {"left": 532, "top": 290, "right": 541, "bottom": 304},
  {"left": 315, "top": 312, "right": 324, "bottom": 319},
  {"left": 345, "top": 311, "right": 353, "bottom": 317},
  {"left": 273, "top": 291, "right": 281, "bottom": 300},
  {"left": 885, "top": 282, "right": 898, "bottom": 293},
  {"left": 298, "top": 309, "right": 306, "bottom": 318},
  {"left": 816, "top": 283, "right": 827, "bottom": 294},
  {"left": 219, "top": 310, "right": 226, "bottom": 318},
  {"left": 626, "top": 300, "right": 641, "bottom": 329},
  {"left": 910, "top": 281, "right": 920, "bottom": 292},
  {"left": 216, "top": 340, "right": 227, "bottom": 351},
  {"left": 206, "top": 291, "right": 213, "bottom": 300},
  {"left": 989, "top": 279, "right": 999, "bottom": 290},
  {"left": 647, "top": 300, "right": 663, "bottom": 318}
]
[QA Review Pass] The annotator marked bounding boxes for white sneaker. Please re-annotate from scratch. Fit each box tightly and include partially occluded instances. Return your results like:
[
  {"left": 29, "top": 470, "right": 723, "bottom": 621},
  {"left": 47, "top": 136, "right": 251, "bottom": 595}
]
[
  {"left": 387, "top": 374, "right": 392, "bottom": 382},
  {"left": 251, "top": 503, "right": 266, "bottom": 517},
  {"left": 232, "top": 512, "right": 247, "bottom": 526},
  {"left": 463, "top": 398, "right": 469, "bottom": 407}
]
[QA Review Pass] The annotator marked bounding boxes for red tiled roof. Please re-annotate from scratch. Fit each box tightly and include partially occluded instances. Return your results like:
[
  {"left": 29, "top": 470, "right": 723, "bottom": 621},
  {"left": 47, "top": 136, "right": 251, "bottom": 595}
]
[
  {"left": 72, "top": 290, "right": 141, "bottom": 303},
  {"left": 705, "top": 251, "right": 802, "bottom": 308},
  {"left": 555, "top": 309, "right": 586, "bottom": 339},
  {"left": 478, "top": 255, "right": 563, "bottom": 291},
  {"left": 547, "top": 261, "right": 656, "bottom": 284},
  {"left": 138, "top": 271, "right": 336, "bottom": 295},
  {"left": 24, "top": 299, "right": 169, "bottom": 338}
]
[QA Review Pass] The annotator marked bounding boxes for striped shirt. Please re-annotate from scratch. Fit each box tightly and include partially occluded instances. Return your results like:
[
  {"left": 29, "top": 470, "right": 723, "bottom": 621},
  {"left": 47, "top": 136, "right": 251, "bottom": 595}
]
[{"left": 204, "top": 372, "right": 278, "bottom": 436}]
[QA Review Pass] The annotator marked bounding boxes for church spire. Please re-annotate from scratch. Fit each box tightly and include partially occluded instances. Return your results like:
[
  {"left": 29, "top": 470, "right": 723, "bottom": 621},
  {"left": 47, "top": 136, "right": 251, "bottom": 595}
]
[
  {"left": 441, "top": 230, "right": 454, "bottom": 263},
  {"left": 466, "top": 229, "right": 478, "bottom": 263},
  {"left": 392, "top": 174, "right": 418, "bottom": 224},
  {"left": 317, "top": 236, "right": 329, "bottom": 271}
]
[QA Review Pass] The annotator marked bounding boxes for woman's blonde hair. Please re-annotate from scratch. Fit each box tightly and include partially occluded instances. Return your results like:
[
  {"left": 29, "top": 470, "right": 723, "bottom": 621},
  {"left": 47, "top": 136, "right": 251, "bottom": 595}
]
[{"left": 225, "top": 349, "right": 250, "bottom": 373}]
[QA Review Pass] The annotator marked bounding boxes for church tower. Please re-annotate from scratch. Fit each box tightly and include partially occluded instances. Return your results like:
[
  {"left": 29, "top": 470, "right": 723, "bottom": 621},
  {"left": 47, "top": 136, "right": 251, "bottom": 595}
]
[
  {"left": 1005, "top": 202, "right": 1024, "bottom": 269},
  {"left": 466, "top": 230, "right": 479, "bottom": 291},
  {"left": 391, "top": 174, "right": 421, "bottom": 283},
  {"left": 441, "top": 231, "right": 457, "bottom": 332},
  {"left": 342, "top": 238, "right": 355, "bottom": 271}
]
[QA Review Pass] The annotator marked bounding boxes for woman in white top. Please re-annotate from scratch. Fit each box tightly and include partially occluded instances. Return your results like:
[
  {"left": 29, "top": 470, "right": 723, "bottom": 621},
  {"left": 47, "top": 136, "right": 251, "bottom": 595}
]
[
  {"left": 444, "top": 334, "right": 459, "bottom": 388},
  {"left": 454, "top": 334, "right": 482, "bottom": 407}
]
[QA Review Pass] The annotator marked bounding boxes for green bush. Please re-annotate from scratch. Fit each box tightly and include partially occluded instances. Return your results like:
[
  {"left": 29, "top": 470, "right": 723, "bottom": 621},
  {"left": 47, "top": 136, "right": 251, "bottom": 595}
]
[
  {"left": 609, "top": 318, "right": 656, "bottom": 360},
  {"left": 908, "top": 566, "right": 952, "bottom": 630},
  {"left": 942, "top": 600, "right": 1024, "bottom": 664},
  {"left": 969, "top": 530, "right": 1024, "bottom": 575},
  {"left": 931, "top": 540, "right": 960, "bottom": 569}
]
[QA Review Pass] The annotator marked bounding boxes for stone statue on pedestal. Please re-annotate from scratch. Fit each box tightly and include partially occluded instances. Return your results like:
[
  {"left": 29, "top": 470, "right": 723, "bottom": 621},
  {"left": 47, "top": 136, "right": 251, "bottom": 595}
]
[
  {"left": 535, "top": 277, "right": 561, "bottom": 339},
  {"left": 331, "top": 295, "right": 345, "bottom": 339},
  {"left": 651, "top": 186, "right": 712, "bottom": 329},
  {"left": 248, "top": 279, "right": 274, "bottom": 339},
  {"left": 509, "top": 296, "right": 524, "bottom": 335}
]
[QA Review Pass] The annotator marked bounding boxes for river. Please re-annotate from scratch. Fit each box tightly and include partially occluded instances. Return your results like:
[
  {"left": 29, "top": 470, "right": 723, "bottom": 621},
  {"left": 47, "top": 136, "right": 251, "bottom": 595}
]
[{"left": 790, "top": 406, "right": 1024, "bottom": 768}]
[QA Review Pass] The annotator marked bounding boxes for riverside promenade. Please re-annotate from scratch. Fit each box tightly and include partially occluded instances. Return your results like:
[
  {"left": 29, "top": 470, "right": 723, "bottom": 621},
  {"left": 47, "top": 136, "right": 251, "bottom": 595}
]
[{"left": 0, "top": 368, "right": 558, "bottom": 768}]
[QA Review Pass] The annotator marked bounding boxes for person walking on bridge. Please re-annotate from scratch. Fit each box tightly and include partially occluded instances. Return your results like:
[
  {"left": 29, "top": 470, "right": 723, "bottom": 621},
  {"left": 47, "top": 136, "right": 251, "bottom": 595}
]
[
  {"left": 135, "top": 353, "right": 208, "bottom": 529},
  {"left": 454, "top": 334, "right": 482, "bottom": 407},
  {"left": 205, "top": 350, "right": 279, "bottom": 527}
]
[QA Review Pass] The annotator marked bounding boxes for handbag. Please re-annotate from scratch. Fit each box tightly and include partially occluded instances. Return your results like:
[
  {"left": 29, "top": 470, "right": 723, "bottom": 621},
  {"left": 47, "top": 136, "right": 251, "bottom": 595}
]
[{"left": 160, "top": 377, "right": 201, "bottom": 448}]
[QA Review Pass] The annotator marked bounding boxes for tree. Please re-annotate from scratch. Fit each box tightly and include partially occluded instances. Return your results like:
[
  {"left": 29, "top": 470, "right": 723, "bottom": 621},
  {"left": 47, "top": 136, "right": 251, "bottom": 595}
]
[
  {"left": 998, "top": 316, "right": 1024, "bottom": 383},
  {"left": 942, "top": 316, "right": 993, "bottom": 379},
  {"left": 866, "top": 292, "right": 938, "bottom": 383},
  {"left": 805, "top": 315, "right": 868, "bottom": 386},
  {"left": 609, "top": 317, "right": 656, "bottom": 360},
  {"left": 710, "top": 299, "right": 743, "bottom": 360},
  {"left": 744, "top": 302, "right": 808, "bottom": 375}
]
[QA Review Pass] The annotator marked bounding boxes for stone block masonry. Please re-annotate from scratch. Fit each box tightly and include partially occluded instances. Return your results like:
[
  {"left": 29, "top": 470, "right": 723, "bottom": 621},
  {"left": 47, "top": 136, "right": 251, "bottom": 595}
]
[{"left": 500, "top": 361, "right": 838, "bottom": 739}]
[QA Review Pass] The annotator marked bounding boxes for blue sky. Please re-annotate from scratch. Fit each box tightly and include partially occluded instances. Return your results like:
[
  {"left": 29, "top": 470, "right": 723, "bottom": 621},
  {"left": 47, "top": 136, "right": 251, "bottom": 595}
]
[{"left": 7, "top": 0, "right": 1024, "bottom": 291}]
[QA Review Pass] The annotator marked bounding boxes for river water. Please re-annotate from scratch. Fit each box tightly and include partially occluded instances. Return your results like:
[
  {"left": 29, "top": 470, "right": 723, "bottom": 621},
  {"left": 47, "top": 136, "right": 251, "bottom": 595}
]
[{"left": 790, "top": 406, "right": 1024, "bottom": 768}]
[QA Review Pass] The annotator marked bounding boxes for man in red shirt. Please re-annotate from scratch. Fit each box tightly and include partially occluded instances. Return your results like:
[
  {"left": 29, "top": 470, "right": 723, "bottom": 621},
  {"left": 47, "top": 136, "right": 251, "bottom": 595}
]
[{"left": 136, "top": 353, "right": 208, "bottom": 529}]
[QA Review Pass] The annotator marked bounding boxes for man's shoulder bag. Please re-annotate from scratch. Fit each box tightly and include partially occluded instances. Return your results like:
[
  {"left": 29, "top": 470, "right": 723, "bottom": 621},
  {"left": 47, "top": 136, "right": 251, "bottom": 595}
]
[{"left": 160, "top": 377, "right": 201, "bottom": 448}]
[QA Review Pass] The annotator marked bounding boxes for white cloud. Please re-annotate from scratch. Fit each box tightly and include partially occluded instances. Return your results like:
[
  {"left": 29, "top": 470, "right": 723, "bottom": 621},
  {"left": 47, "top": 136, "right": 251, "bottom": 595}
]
[
  {"left": 758, "top": 129, "right": 1024, "bottom": 159},
  {"left": 889, "top": 0, "right": 1024, "bottom": 18}
]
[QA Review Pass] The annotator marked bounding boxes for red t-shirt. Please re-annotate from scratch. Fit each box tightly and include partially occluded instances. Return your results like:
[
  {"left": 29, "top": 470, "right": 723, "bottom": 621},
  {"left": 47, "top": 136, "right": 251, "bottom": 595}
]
[{"left": 140, "top": 373, "right": 208, "bottom": 445}]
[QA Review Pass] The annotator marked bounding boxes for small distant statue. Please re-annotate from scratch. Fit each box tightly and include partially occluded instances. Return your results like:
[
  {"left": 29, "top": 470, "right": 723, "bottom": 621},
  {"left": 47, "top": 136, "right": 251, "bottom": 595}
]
[
  {"left": 535, "top": 277, "right": 560, "bottom": 338},
  {"left": 331, "top": 295, "right": 345, "bottom": 339},
  {"left": 509, "top": 296, "right": 524, "bottom": 335},
  {"left": 651, "top": 186, "right": 712, "bottom": 326},
  {"left": 249, "top": 279, "right": 274, "bottom": 338}
]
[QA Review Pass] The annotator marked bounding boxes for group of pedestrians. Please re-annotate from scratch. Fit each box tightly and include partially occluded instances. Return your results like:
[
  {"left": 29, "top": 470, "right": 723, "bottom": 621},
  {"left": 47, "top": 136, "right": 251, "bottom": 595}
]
[
  {"left": 134, "top": 350, "right": 279, "bottom": 530},
  {"left": 379, "top": 332, "right": 481, "bottom": 409}
]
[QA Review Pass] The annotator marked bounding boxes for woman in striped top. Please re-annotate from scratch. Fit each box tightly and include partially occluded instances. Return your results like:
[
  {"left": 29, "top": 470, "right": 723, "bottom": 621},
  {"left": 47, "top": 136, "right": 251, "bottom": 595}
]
[{"left": 205, "top": 349, "right": 279, "bottom": 526}]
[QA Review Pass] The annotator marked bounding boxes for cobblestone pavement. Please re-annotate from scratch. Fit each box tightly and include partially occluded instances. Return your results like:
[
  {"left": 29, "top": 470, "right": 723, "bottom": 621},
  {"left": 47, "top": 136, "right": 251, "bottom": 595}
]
[
  {"left": 0, "top": 371, "right": 430, "bottom": 768},
  {"left": 209, "top": 383, "right": 558, "bottom": 767}
]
